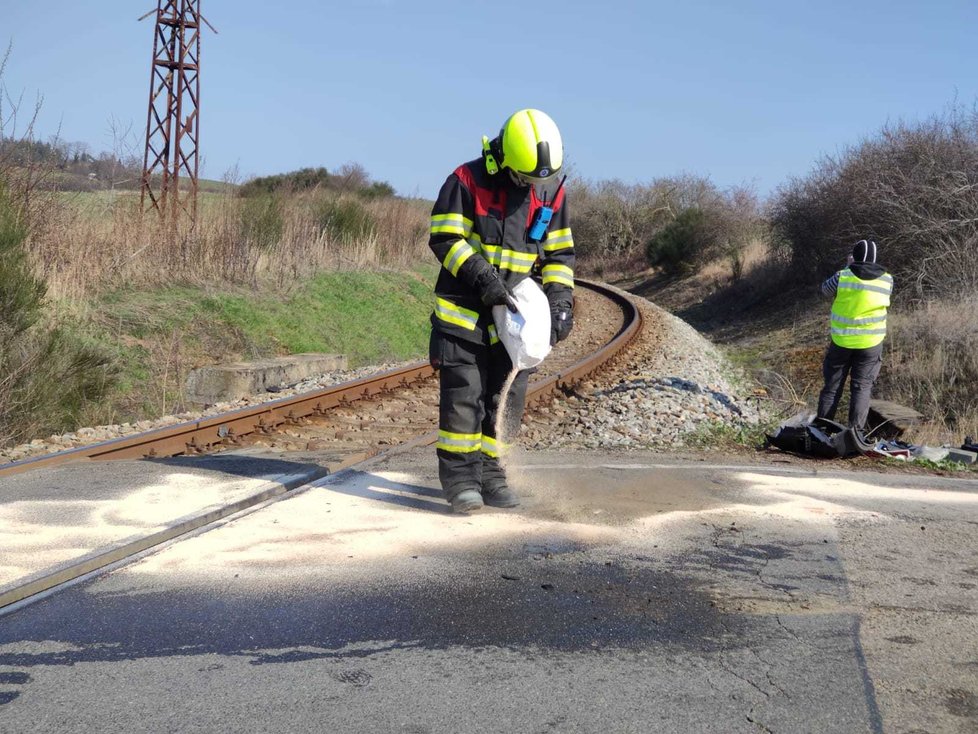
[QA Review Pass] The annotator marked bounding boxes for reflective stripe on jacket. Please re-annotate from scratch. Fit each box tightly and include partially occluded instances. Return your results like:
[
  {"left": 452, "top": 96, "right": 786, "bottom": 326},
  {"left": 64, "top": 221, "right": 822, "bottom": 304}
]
[
  {"left": 829, "top": 269, "right": 893, "bottom": 348},
  {"left": 428, "top": 157, "right": 575, "bottom": 344}
]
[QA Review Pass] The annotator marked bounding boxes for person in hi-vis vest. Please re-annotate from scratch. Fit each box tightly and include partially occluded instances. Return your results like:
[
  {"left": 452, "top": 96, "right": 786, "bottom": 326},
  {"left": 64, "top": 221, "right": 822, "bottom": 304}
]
[{"left": 817, "top": 239, "right": 893, "bottom": 431}]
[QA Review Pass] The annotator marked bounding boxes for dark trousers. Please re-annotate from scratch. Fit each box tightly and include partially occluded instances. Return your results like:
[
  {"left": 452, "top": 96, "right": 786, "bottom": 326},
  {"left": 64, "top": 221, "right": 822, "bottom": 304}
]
[
  {"left": 429, "top": 330, "right": 530, "bottom": 498},
  {"left": 817, "top": 342, "right": 884, "bottom": 430}
]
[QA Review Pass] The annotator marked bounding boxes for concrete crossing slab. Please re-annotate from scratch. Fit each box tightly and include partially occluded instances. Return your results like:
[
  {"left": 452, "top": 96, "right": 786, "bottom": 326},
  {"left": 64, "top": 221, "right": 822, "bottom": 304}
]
[
  {"left": 0, "top": 454, "right": 326, "bottom": 607},
  {"left": 2, "top": 449, "right": 977, "bottom": 732}
]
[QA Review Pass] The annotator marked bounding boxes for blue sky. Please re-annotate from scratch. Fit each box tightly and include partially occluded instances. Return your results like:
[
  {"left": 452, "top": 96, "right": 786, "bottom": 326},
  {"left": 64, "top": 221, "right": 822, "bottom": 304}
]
[{"left": 3, "top": 0, "right": 977, "bottom": 199}]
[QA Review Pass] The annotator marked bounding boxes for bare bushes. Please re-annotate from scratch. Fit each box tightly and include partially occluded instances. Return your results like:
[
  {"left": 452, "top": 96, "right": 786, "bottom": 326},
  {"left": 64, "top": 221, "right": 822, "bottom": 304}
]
[
  {"left": 570, "top": 179, "right": 669, "bottom": 268},
  {"left": 770, "top": 107, "right": 978, "bottom": 300},
  {"left": 646, "top": 181, "right": 765, "bottom": 277},
  {"left": 571, "top": 174, "right": 766, "bottom": 278}
]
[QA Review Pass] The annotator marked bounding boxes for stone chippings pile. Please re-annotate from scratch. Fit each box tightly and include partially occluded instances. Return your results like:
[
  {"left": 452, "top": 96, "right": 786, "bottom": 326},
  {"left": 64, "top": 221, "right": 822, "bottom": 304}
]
[
  {"left": 520, "top": 287, "right": 763, "bottom": 450},
  {"left": 0, "top": 361, "right": 419, "bottom": 465}
]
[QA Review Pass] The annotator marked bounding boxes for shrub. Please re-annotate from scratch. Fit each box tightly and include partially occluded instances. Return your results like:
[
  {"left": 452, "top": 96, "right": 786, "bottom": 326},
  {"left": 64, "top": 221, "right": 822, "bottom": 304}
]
[
  {"left": 238, "top": 165, "right": 396, "bottom": 201},
  {"left": 360, "top": 180, "right": 396, "bottom": 199},
  {"left": 646, "top": 207, "right": 712, "bottom": 274},
  {"left": 238, "top": 194, "right": 283, "bottom": 249},
  {"left": 239, "top": 167, "right": 332, "bottom": 198},
  {"left": 0, "top": 187, "right": 44, "bottom": 335},
  {"left": 769, "top": 106, "right": 978, "bottom": 300},
  {"left": 316, "top": 197, "right": 375, "bottom": 241},
  {"left": 572, "top": 174, "right": 764, "bottom": 276},
  {"left": 571, "top": 179, "right": 672, "bottom": 263},
  {"left": 0, "top": 184, "right": 115, "bottom": 445}
]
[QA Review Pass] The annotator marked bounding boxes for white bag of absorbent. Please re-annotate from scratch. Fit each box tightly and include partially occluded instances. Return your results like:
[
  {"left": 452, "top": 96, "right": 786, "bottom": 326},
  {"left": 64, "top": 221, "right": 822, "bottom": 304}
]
[{"left": 492, "top": 277, "right": 552, "bottom": 370}]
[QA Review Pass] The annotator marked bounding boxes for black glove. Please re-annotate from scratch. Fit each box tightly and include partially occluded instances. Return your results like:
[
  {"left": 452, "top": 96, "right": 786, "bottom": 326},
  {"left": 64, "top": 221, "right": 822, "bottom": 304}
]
[
  {"left": 480, "top": 276, "right": 518, "bottom": 313},
  {"left": 463, "top": 256, "right": 518, "bottom": 313},
  {"left": 550, "top": 300, "right": 574, "bottom": 345}
]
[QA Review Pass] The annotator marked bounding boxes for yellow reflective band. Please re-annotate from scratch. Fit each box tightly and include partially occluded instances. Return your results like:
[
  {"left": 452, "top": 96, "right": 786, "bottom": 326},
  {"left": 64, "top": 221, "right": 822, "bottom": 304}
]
[
  {"left": 480, "top": 244, "right": 537, "bottom": 273},
  {"left": 490, "top": 246, "right": 536, "bottom": 264},
  {"left": 831, "top": 326, "right": 887, "bottom": 336},
  {"left": 831, "top": 312, "right": 887, "bottom": 326},
  {"left": 838, "top": 272, "right": 893, "bottom": 296},
  {"left": 480, "top": 243, "right": 500, "bottom": 267},
  {"left": 430, "top": 213, "right": 473, "bottom": 237},
  {"left": 480, "top": 435, "right": 507, "bottom": 458},
  {"left": 438, "top": 429, "right": 481, "bottom": 442},
  {"left": 434, "top": 297, "right": 479, "bottom": 330},
  {"left": 543, "top": 227, "right": 574, "bottom": 252},
  {"left": 838, "top": 280, "right": 892, "bottom": 296},
  {"left": 488, "top": 324, "right": 500, "bottom": 345},
  {"left": 542, "top": 263, "right": 574, "bottom": 287},
  {"left": 432, "top": 213, "right": 473, "bottom": 226},
  {"left": 436, "top": 429, "right": 482, "bottom": 453},
  {"left": 464, "top": 234, "right": 484, "bottom": 258},
  {"left": 443, "top": 239, "right": 476, "bottom": 276}
]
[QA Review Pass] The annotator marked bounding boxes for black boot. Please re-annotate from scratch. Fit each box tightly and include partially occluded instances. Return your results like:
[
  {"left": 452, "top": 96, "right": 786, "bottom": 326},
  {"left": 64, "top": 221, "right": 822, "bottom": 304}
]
[
  {"left": 481, "top": 455, "right": 520, "bottom": 508},
  {"left": 450, "top": 489, "right": 484, "bottom": 514}
]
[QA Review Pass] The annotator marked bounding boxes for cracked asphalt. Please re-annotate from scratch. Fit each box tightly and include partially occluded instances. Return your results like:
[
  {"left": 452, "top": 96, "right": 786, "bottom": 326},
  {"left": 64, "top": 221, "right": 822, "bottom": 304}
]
[{"left": 1, "top": 449, "right": 977, "bottom": 733}]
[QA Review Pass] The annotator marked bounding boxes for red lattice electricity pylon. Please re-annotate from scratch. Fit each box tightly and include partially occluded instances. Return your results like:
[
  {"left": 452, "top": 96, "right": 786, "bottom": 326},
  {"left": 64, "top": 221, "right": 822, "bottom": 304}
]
[{"left": 139, "top": 1, "right": 214, "bottom": 228}]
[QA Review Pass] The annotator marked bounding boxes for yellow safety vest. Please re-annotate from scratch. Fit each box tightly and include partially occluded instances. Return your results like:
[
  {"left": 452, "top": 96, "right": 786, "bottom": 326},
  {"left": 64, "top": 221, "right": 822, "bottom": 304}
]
[{"left": 830, "top": 269, "right": 893, "bottom": 348}]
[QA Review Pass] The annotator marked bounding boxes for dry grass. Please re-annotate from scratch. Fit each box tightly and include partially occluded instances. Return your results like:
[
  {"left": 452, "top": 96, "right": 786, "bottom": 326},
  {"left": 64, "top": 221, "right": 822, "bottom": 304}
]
[
  {"left": 884, "top": 298, "right": 978, "bottom": 444},
  {"left": 699, "top": 237, "right": 769, "bottom": 283},
  {"left": 25, "top": 188, "right": 430, "bottom": 301},
  {"left": 906, "top": 416, "right": 978, "bottom": 448}
]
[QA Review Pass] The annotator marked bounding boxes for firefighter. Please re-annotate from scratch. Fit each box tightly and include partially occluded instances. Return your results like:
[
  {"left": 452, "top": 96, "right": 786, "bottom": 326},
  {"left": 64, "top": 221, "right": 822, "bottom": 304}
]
[
  {"left": 427, "top": 109, "right": 575, "bottom": 513},
  {"left": 817, "top": 239, "right": 894, "bottom": 431}
]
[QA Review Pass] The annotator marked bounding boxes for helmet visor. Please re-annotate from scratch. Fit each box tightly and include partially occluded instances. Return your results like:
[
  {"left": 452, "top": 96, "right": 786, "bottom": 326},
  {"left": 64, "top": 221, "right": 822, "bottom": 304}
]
[{"left": 508, "top": 168, "right": 557, "bottom": 187}]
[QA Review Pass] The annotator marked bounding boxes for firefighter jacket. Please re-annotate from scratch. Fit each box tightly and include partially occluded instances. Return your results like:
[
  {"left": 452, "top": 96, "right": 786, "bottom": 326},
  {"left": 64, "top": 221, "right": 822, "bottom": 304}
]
[
  {"left": 824, "top": 263, "right": 893, "bottom": 349},
  {"left": 428, "top": 157, "right": 575, "bottom": 345}
]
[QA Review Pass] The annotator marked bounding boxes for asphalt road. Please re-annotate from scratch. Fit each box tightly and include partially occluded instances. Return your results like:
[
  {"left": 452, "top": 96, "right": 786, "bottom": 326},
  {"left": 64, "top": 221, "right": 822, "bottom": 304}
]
[{"left": 1, "top": 450, "right": 976, "bottom": 733}]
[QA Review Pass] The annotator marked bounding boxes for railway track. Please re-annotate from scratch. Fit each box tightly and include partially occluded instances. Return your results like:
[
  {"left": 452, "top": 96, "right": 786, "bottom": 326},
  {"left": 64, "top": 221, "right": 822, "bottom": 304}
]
[
  {"left": 0, "top": 280, "right": 641, "bottom": 479},
  {"left": 0, "top": 280, "right": 641, "bottom": 613}
]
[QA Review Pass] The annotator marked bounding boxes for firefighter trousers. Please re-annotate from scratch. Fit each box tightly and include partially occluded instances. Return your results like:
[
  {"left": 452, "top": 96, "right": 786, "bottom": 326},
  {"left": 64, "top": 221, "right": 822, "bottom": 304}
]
[{"left": 429, "top": 329, "right": 530, "bottom": 500}]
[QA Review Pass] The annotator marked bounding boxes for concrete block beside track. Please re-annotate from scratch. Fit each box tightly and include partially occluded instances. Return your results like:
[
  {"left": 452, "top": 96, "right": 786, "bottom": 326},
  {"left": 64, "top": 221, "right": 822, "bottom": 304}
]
[{"left": 186, "top": 353, "right": 348, "bottom": 404}]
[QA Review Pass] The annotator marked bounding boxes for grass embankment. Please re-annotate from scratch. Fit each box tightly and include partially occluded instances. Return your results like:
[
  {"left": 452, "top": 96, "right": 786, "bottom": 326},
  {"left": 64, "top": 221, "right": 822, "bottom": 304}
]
[
  {"left": 75, "top": 268, "right": 438, "bottom": 425},
  {"left": 0, "top": 157, "right": 433, "bottom": 445}
]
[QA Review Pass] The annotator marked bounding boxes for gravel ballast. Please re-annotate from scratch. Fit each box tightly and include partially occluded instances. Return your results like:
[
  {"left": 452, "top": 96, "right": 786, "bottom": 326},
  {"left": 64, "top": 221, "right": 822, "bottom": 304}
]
[
  {"left": 0, "top": 361, "right": 419, "bottom": 466},
  {"left": 0, "top": 285, "right": 764, "bottom": 465},
  {"left": 521, "top": 285, "right": 762, "bottom": 450}
]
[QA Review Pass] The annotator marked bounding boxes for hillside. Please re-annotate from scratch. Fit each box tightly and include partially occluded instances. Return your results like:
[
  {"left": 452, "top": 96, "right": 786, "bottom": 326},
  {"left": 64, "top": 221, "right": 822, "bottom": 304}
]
[{"left": 616, "top": 256, "right": 977, "bottom": 450}]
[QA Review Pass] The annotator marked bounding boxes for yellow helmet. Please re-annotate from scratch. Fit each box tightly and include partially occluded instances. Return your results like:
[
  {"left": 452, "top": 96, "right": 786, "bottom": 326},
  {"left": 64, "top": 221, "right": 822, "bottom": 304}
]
[{"left": 488, "top": 109, "right": 563, "bottom": 182}]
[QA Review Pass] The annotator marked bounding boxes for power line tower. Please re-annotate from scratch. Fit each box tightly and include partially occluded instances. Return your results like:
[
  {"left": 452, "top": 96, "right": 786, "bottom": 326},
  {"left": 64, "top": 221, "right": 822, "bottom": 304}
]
[{"left": 139, "top": 1, "right": 214, "bottom": 229}]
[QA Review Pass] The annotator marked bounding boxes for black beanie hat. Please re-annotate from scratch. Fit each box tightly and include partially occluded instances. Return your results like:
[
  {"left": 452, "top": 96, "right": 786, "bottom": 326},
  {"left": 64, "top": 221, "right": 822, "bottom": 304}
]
[{"left": 852, "top": 239, "right": 878, "bottom": 263}]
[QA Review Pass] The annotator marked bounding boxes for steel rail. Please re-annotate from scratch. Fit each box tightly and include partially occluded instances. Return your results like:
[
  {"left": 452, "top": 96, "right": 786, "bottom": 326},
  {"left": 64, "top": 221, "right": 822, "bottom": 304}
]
[
  {"left": 0, "top": 281, "right": 642, "bottom": 612},
  {"left": 0, "top": 364, "right": 434, "bottom": 477},
  {"left": 0, "top": 280, "right": 640, "bottom": 478},
  {"left": 526, "top": 280, "right": 641, "bottom": 407}
]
